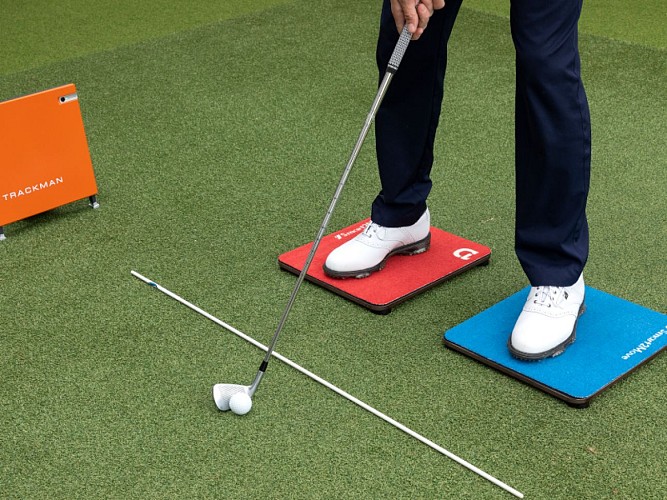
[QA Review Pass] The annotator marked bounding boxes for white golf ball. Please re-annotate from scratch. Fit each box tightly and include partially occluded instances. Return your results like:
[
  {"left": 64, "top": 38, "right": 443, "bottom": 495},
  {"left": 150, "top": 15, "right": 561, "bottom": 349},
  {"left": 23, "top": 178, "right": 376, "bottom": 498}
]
[{"left": 229, "top": 391, "right": 252, "bottom": 415}]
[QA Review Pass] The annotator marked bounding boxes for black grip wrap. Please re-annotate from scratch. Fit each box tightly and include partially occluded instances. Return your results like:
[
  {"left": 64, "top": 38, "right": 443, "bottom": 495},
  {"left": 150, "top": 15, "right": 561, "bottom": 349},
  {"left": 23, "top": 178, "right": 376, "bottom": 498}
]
[{"left": 387, "top": 25, "right": 412, "bottom": 73}]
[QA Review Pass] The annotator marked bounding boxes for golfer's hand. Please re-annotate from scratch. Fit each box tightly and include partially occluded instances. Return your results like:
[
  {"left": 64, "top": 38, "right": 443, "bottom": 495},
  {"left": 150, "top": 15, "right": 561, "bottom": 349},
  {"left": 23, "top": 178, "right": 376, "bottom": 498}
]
[{"left": 391, "top": 0, "right": 445, "bottom": 40}]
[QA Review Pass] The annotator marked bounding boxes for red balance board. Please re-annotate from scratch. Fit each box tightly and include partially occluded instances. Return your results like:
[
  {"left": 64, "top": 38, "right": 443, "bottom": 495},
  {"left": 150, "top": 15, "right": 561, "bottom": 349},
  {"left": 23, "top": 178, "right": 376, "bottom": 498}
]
[{"left": 278, "top": 219, "right": 491, "bottom": 313}]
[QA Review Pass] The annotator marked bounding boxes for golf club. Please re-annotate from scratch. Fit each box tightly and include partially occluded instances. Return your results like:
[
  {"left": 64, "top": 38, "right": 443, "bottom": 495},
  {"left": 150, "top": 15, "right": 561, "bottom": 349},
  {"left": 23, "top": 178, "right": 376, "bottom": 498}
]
[{"left": 212, "top": 24, "right": 415, "bottom": 413}]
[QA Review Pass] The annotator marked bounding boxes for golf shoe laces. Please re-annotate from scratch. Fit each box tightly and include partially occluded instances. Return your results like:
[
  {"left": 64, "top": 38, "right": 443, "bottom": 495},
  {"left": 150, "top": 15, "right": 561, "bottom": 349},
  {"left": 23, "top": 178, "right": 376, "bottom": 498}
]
[{"left": 532, "top": 286, "right": 569, "bottom": 309}]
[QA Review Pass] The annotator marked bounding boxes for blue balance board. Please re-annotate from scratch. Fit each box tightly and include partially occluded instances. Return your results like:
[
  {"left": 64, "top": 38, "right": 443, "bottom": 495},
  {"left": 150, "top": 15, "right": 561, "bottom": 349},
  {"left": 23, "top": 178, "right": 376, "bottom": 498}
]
[{"left": 443, "top": 287, "right": 667, "bottom": 407}]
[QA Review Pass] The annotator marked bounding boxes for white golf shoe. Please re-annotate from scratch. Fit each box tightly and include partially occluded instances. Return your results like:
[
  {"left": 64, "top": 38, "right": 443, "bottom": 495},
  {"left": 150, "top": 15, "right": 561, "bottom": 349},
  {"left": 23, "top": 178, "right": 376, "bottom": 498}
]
[
  {"left": 323, "top": 209, "right": 431, "bottom": 278},
  {"left": 509, "top": 274, "right": 586, "bottom": 360}
]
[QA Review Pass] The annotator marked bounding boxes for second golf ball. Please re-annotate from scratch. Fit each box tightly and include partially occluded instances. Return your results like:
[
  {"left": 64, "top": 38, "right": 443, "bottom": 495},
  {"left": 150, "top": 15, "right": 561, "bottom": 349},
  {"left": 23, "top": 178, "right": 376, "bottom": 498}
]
[{"left": 229, "top": 392, "right": 252, "bottom": 415}]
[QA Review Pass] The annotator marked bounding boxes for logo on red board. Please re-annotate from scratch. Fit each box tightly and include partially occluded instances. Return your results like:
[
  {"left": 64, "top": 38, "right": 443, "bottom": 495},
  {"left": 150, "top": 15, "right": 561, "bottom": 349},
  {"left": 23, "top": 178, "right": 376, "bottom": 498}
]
[{"left": 453, "top": 248, "right": 479, "bottom": 261}]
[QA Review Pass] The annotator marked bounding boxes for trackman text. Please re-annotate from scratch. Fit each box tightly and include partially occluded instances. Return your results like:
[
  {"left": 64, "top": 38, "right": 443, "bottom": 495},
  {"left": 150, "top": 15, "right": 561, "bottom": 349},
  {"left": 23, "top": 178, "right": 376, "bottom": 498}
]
[{"left": 2, "top": 177, "right": 64, "bottom": 201}]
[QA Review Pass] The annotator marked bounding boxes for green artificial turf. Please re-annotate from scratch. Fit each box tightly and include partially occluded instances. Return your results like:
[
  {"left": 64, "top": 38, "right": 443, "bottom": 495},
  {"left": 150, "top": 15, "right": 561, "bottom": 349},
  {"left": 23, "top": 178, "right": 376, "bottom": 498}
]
[
  {"left": 465, "top": 0, "right": 667, "bottom": 49},
  {"left": 0, "top": 0, "right": 294, "bottom": 76},
  {"left": 1, "top": 1, "right": 665, "bottom": 499}
]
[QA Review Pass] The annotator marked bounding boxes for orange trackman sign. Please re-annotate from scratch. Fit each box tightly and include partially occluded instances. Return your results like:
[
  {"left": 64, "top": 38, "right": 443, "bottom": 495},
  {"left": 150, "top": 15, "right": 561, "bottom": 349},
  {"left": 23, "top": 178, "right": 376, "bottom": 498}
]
[{"left": 0, "top": 83, "right": 98, "bottom": 229}]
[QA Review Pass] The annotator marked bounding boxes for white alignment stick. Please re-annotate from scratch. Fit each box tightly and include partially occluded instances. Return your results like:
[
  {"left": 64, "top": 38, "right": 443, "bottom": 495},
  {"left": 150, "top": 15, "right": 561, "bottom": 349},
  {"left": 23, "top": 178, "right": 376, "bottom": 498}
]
[{"left": 131, "top": 270, "right": 524, "bottom": 498}]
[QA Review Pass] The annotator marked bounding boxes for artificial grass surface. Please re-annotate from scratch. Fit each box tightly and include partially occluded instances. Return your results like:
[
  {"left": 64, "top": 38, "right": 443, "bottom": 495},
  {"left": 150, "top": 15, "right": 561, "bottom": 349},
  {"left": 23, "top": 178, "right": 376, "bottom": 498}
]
[
  {"left": 1, "top": 1, "right": 665, "bottom": 498},
  {"left": 0, "top": 0, "right": 294, "bottom": 76},
  {"left": 465, "top": 0, "right": 667, "bottom": 49}
]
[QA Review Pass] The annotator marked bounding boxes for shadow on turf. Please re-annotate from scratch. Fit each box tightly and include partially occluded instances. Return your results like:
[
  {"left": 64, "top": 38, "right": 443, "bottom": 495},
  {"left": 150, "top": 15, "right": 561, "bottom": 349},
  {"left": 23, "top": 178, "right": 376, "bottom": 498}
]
[{"left": 1, "top": 201, "right": 99, "bottom": 240}]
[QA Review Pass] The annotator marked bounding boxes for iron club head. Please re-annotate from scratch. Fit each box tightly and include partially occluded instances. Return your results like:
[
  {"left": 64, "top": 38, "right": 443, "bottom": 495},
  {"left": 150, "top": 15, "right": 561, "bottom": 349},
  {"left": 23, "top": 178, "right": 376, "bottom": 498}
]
[{"left": 212, "top": 384, "right": 250, "bottom": 411}]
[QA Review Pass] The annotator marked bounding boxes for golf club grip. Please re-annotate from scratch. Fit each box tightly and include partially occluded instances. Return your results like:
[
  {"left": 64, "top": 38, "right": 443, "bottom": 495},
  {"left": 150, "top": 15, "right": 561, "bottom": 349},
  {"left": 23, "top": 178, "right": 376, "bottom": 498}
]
[{"left": 387, "top": 24, "right": 413, "bottom": 73}]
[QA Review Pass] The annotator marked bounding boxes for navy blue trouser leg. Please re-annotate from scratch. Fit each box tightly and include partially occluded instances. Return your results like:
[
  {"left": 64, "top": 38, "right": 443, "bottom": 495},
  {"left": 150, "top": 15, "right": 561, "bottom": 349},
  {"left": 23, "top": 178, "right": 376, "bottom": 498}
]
[
  {"left": 511, "top": 0, "right": 591, "bottom": 286},
  {"left": 372, "top": 0, "right": 463, "bottom": 228},
  {"left": 373, "top": 0, "right": 591, "bottom": 286}
]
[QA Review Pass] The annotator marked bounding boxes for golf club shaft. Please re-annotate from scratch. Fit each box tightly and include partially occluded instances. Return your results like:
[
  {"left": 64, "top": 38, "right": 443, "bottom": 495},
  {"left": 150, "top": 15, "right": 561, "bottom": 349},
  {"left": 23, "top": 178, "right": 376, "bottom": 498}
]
[
  {"left": 130, "top": 271, "right": 524, "bottom": 498},
  {"left": 250, "top": 25, "right": 414, "bottom": 395}
]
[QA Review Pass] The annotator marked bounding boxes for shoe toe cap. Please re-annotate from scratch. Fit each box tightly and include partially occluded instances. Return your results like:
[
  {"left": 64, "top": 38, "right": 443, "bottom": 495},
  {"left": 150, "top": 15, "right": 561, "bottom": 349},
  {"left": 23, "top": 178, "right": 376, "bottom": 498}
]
[
  {"left": 510, "top": 312, "right": 575, "bottom": 354},
  {"left": 324, "top": 240, "right": 389, "bottom": 273}
]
